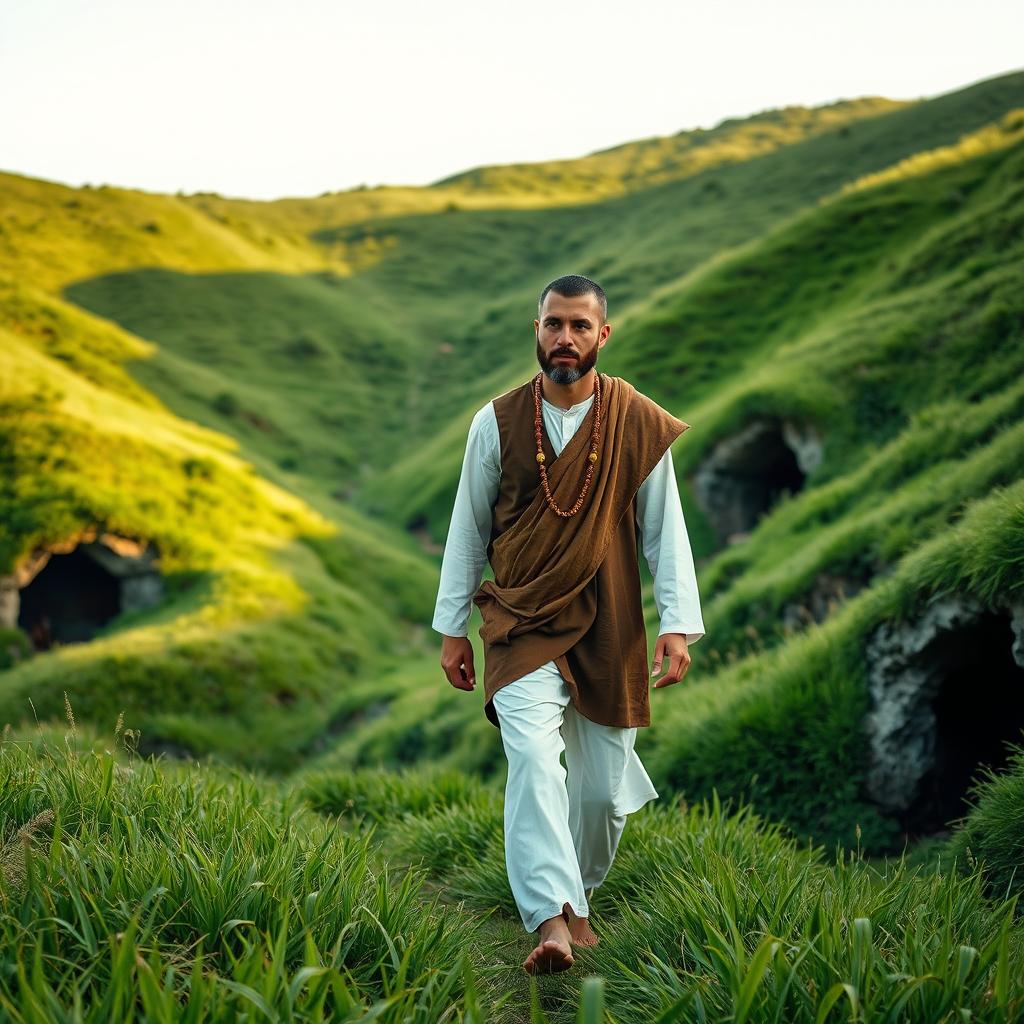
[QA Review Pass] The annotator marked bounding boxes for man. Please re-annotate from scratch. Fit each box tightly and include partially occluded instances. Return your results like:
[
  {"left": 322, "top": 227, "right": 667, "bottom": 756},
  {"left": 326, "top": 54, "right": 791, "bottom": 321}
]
[{"left": 432, "top": 274, "right": 705, "bottom": 974}]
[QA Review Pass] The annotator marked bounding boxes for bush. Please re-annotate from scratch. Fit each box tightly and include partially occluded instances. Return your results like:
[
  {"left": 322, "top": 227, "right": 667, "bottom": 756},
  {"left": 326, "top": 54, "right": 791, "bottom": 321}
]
[
  {"left": 212, "top": 391, "right": 238, "bottom": 416},
  {"left": 0, "top": 627, "right": 31, "bottom": 671},
  {"left": 948, "top": 740, "right": 1024, "bottom": 906}
]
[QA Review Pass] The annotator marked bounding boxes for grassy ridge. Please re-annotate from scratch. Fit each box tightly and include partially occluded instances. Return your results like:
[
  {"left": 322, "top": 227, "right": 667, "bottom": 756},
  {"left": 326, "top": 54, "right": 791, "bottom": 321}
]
[
  {"left": 1, "top": 71, "right": 1023, "bottom": 842},
  {"left": 294, "top": 102, "right": 1024, "bottom": 851},
  {"left": 2, "top": 69, "right": 1024, "bottom": 1020},
  {"left": 434, "top": 97, "right": 908, "bottom": 198},
  {"left": 0, "top": 276, "right": 436, "bottom": 770}
]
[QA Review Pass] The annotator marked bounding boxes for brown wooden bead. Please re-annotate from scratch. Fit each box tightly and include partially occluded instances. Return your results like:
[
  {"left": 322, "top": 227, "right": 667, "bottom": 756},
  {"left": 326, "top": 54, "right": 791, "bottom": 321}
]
[{"left": 532, "top": 370, "right": 603, "bottom": 517}]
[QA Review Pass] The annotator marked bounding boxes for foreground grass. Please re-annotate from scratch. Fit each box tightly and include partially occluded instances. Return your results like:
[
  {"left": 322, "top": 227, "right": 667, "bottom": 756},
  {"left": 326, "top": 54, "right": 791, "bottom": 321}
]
[
  {"left": 3, "top": 721, "right": 1022, "bottom": 1021},
  {"left": 301, "top": 762, "right": 1024, "bottom": 1022},
  {"left": 0, "top": 722, "right": 491, "bottom": 1021}
]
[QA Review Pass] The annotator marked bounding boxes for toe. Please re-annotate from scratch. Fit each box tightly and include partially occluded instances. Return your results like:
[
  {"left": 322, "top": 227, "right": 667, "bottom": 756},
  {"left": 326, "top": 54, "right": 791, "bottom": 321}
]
[{"left": 524, "top": 938, "right": 574, "bottom": 974}]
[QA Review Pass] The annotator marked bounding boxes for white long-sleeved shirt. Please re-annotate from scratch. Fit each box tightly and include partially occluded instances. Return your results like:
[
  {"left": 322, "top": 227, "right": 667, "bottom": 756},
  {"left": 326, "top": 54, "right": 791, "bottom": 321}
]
[{"left": 431, "top": 389, "right": 705, "bottom": 644}]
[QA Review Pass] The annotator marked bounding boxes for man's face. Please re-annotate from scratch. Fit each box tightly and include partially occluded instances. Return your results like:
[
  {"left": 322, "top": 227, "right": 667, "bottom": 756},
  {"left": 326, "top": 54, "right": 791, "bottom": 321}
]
[{"left": 534, "top": 292, "right": 610, "bottom": 385}]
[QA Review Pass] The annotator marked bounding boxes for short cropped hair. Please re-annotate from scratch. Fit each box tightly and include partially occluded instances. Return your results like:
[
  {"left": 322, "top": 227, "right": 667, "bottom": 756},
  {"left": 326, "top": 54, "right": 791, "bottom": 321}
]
[{"left": 537, "top": 274, "right": 608, "bottom": 322}]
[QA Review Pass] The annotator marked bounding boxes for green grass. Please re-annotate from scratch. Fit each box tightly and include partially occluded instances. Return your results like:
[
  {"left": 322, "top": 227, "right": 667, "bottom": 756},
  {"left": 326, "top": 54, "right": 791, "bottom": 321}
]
[
  {"left": 4, "top": 75, "right": 1020, "bottom": 839},
  {"left": 948, "top": 741, "right": 1024, "bottom": 906},
  {"left": 0, "top": 725, "right": 493, "bottom": 1021},
  {"left": 3, "top": 728, "right": 1022, "bottom": 1022},
  {"left": 2, "top": 69, "right": 1024, "bottom": 1018}
]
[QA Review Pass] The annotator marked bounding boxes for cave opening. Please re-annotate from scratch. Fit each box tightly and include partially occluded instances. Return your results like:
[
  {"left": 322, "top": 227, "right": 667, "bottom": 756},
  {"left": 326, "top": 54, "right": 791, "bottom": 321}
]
[
  {"left": 17, "top": 547, "right": 122, "bottom": 650},
  {"left": 903, "top": 609, "right": 1024, "bottom": 836},
  {"left": 5, "top": 538, "right": 164, "bottom": 655},
  {"left": 693, "top": 418, "right": 811, "bottom": 544}
]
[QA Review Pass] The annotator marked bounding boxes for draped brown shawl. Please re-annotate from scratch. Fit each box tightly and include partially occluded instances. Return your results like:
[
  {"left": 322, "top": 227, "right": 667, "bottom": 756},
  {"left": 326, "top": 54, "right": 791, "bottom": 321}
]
[{"left": 472, "top": 372, "right": 689, "bottom": 728}]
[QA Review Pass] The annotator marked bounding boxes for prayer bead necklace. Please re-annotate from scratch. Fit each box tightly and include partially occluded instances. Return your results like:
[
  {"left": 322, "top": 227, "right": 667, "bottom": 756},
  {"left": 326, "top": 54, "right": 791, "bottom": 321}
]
[{"left": 532, "top": 370, "right": 603, "bottom": 517}]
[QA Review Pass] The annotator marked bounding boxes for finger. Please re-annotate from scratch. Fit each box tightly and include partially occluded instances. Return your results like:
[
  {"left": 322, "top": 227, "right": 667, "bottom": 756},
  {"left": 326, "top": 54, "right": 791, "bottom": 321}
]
[
  {"left": 443, "top": 662, "right": 472, "bottom": 691},
  {"left": 455, "top": 657, "right": 474, "bottom": 689},
  {"left": 650, "top": 638, "right": 665, "bottom": 676},
  {"left": 653, "top": 653, "right": 679, "bottom": 688},
  {"left": 669, "top": 651, "right": 687, "bottom": 684},
  {"left": 651, "top": 655, "right": 675, "bottom": 688}
]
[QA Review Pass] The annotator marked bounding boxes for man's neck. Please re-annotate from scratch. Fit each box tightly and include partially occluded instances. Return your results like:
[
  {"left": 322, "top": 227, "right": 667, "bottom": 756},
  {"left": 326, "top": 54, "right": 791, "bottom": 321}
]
[{"left": 540, "top": 370, "right": 597, "bottom": 410}]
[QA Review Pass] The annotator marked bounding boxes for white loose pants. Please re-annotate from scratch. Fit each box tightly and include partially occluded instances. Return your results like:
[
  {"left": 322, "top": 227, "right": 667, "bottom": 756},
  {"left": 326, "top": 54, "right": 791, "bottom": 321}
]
[{"left": 492, "top": 659, "right": 660, "bottom": 933}]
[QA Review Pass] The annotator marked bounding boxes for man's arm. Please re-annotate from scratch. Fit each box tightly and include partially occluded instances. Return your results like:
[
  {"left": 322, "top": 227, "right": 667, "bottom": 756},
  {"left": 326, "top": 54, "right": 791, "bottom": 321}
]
[
  {"left": 431, "top": 404, "right": 501, "bottom": 638},
  {"left": 636, "top": 446, "right": 706, "bottom": 646}
]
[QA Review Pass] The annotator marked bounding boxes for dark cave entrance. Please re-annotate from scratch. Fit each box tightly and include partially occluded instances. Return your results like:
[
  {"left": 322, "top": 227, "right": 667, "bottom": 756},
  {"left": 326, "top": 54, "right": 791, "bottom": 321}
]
[
  {"left": 3, "top": 537, "right": 164, "bottom": 656},
  {"left": 17, "top": 547, "right": 122, "bottom": 649},
  {"left": 902, "top": 609, "right": 1024, "bottom": 836},
  {"left": 693, "top": 419, "right": 812, "bottom": 544}
]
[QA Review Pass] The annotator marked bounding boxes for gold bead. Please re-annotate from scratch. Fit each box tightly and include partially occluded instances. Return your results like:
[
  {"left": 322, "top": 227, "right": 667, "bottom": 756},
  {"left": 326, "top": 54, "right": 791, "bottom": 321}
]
[
  {"left": 536, "top": 452, "right": 546, "bottom": 463},
  {"left": 588, "top": 451, "right": 598, "bottom": 462}
]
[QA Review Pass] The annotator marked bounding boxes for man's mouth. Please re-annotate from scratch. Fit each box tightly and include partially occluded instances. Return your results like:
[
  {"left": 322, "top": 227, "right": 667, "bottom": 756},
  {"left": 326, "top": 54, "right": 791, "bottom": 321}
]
[{"left": 554, "top": 353, "right": 577, "bottom": 360}]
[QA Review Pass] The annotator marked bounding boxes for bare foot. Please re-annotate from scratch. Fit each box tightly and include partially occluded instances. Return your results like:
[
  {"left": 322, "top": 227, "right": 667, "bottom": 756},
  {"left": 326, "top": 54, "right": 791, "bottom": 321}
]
[
  {"left": 565, "top": 904, "right": 599, "bottom": 946},
  {"left": 523, "top": 906, "right": 575, "bottom": 974}
]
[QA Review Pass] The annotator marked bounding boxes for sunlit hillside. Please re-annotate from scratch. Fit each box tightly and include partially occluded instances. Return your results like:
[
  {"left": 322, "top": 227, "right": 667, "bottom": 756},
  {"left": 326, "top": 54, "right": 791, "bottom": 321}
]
[{"left": 2, "top": 67, "right": 1024, "bottom": 1021}]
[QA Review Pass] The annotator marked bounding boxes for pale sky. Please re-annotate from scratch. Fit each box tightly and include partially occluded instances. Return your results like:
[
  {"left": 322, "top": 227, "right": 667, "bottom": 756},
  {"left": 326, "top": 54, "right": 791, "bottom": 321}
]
[{"left": 1, "top": 0, "right": 1021, "bottom": 201}]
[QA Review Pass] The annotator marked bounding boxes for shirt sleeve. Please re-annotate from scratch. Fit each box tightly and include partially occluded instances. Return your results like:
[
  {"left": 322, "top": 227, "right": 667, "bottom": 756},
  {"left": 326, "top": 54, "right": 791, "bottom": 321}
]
[
  {"left": 431, "top": 403, "right": 501, "bottom": 637},
  {"left": 635, "top": 446, "right": 705, "bottom": 644}
]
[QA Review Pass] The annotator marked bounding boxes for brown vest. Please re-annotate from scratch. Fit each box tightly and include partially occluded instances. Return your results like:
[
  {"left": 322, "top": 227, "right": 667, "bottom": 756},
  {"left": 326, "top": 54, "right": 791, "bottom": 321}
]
[{"left": 472, "top": 372, "right": 689, "bottom": 730}]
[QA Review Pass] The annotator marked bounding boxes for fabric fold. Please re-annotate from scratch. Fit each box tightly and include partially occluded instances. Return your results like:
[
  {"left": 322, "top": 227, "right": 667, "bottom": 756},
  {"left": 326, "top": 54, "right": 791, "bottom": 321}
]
[{"left": 473, "top": 372, "right": 689, "bottom": 728}]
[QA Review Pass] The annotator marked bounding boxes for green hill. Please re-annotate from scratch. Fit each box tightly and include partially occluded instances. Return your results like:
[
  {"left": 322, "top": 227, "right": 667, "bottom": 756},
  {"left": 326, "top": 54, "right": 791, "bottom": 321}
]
[
  {"left": 0, "top": 66, "right": 1019, "bottom": 847},
  {"left": 2, "top": 67, "right": 1024, "bottom": 1020}
]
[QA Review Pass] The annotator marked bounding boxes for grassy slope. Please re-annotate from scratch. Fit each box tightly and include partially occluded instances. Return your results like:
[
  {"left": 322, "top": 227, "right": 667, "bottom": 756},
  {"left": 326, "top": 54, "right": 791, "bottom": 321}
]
[
  {"left": 0, "top": 288, "right": 438, "bottom": 771},
  {"left": 2, "top": 69, "right": 1024, "bottom": 1022},
  {"left": 2, "top": 729, "right": 1022, "bottom": 1022},
  {"left": 302, "top": 102, "right": 1024, "bottom": 852},
  {"left": 0, "top": 71, "right": 1021, "bottom": 849},
  {"left": 0, "top": 225, "right": 436, "bottom": 770}
]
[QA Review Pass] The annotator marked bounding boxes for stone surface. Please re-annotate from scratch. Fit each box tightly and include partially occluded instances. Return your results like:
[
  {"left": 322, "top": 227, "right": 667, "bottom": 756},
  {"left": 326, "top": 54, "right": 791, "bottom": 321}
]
[
  {"left": 781, "top": 420, "right": 825, "bottom": 476},
  {"left": 864, "top": 591, "right": 996, "bottom": 813},
  {"left": 1010, "top": 601, "right": 1024, "bottom": 669},
  {"left": 0, "top": 576, "right": 18, "bottom": 629}
]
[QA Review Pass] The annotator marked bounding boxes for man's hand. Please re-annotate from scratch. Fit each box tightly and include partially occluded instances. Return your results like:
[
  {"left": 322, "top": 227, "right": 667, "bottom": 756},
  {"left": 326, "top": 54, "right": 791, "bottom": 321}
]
[
  {"left": 651, "top": 633, "right": 691, "bottom": 689},
  {"left": 440, "top": 634, "right": 476, "bottom": 691}
]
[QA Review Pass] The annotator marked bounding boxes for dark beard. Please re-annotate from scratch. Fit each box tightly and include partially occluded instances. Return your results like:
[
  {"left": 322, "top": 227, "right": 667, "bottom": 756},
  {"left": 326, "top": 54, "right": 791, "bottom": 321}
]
[{"left": 536, "top": 339, "right": 600, "bottom": 385}]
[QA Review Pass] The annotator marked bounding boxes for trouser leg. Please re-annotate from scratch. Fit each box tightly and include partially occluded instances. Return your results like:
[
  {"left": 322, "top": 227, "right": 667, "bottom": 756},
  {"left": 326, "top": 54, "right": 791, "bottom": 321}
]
[
  {"left": 562, "top": 698, "right": 660, "bottom": 892},
  {"left": 492, "top": 663, "right": 589, "bottom": 934}
]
